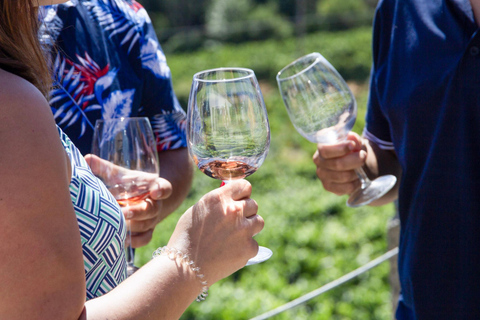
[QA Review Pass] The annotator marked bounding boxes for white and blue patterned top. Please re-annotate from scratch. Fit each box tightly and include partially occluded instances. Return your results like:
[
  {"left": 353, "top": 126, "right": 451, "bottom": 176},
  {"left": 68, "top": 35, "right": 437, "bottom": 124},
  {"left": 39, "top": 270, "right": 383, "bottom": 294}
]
[{"left": 58, "top": 126, "right": 127, "bottom": 300}]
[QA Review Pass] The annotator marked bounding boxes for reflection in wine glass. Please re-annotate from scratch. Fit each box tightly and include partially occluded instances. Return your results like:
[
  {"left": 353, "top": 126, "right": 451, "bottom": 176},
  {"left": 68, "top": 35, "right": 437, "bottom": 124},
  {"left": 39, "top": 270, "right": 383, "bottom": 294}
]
[
  {"left": 187, "top": 67, "right": 272, "bottom": 265},
  {"left": 277, "top": 52, "right": 396, "bottom": 207},
  {"left": 91, "top": 117, "right": 160, "bottom": 275}
]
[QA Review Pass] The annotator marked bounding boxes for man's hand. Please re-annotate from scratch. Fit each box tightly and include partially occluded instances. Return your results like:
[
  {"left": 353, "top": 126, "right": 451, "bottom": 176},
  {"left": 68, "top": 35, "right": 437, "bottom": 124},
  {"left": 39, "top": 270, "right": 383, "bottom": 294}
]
[
  {"left": 312, "top": 132, "right": 365, "bottom": 196},
  {"left": 312, "top": 132, "right": 401, "bottom": 206},
  {"left": 85, "top": 154, "right": 172, "bottom": 248}
]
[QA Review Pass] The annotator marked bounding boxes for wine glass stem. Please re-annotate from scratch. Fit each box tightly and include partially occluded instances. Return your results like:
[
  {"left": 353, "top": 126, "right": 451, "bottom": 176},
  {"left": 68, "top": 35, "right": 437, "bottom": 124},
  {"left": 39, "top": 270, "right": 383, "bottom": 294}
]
[
  {"left": 354, "top": 167, "right": 371, "bottom": 189},
  {"left": 123, "top": 200, "right": 135, "bottom": 268},
  {"left": 126, "top": 229, "right": 135, "bottom": 267}
]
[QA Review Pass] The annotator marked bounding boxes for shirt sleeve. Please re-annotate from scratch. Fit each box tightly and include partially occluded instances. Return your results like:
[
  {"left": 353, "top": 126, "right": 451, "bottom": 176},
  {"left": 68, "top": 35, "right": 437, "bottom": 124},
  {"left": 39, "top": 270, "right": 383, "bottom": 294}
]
[{"left": 363, "top": 0, "right": 395, "bottom": 151}]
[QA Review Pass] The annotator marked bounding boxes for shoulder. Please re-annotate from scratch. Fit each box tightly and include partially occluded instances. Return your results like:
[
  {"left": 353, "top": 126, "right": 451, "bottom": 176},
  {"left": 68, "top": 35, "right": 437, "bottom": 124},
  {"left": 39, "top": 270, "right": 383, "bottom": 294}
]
[
  {"left": 0, "top": 68, "right": 65, "bottom": 164},
  {"left": 0, "top": 69, "right": 50, "bottom": 113},
  {"left": 0, "top": 68, "right": 72, "bottom": 185},
  {"left": 0, "top": 69, "right": 54, "bottom": 127}
]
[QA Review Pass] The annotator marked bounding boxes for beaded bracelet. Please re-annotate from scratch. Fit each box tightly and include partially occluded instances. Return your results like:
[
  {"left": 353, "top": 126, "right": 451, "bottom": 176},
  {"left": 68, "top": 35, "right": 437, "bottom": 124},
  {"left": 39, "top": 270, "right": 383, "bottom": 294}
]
[{"left": 152, "top": 246, "right": 209, "bottom": 302}]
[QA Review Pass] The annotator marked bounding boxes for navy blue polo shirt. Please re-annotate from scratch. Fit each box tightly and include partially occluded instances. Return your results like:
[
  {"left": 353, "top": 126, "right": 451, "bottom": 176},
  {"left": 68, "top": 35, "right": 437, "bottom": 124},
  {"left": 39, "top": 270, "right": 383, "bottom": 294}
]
[{"left": 365, "top": 0, "right": 480, "bottom": 318}]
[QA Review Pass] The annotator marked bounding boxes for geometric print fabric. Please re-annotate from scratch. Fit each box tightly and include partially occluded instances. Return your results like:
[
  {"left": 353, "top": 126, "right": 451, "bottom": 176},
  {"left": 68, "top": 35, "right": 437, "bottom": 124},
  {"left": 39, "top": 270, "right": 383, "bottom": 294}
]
[{"left": 58, "top": 126, "right": 127, "bottom": 300}]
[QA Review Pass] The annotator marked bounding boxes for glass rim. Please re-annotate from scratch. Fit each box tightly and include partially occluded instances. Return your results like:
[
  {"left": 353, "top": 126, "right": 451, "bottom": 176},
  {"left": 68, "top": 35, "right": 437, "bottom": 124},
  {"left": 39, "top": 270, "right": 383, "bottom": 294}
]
[
  {"left": 192, "top": 67, "right": 255, "bottom": 83},
  {"left": 276, "top": 52, "right": 326, "bottom": 82},
  {"left": 94, "top": 117, "right": 150, "bottom": 125}
]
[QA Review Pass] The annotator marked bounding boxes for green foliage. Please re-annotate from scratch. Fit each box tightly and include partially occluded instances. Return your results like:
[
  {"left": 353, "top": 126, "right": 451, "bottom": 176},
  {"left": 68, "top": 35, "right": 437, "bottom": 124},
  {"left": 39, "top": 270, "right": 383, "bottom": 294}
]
[
  {"left": 317, "top": 0, "right": 374, "bottom": 30},
  {"left": 206, "top": 0, "right": 293, "bottom": 43},
  {"left": 135, "top": 27, "right": 394, "bottom": 319},
  {"left": 166, "top": 26, "right": 372, "bottom": 109},
  {"left": 275, "top": 0, "right": 318, "bottom": 19},
  {"left": 206, "top": 0, "right": 252, "bottom": 41},
  {"left": 142, "top": 0, "right": 377, "bottom": 53}
]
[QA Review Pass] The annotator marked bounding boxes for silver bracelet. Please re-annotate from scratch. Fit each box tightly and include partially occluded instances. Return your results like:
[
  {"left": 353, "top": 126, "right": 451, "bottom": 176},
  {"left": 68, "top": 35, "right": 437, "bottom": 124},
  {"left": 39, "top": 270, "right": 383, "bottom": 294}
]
[{"left": 152, "top": 246, "right": 209, "bottom": 302}]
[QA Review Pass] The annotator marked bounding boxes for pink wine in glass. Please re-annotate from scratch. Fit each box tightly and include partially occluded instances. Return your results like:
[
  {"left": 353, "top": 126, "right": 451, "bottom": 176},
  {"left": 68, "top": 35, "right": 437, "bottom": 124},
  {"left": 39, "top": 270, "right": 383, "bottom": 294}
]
[
  {"left": 199, "top": 159, "right": 258, "bottom": 181},
  {"left": 187, "top": 67, "right": 272, "bottom": 265},
  {"left": 109, "top": 181, "right": 151, "bottom": 206},
  {"left": 116, "top": 191, "right": 150, "bottom": 207}
]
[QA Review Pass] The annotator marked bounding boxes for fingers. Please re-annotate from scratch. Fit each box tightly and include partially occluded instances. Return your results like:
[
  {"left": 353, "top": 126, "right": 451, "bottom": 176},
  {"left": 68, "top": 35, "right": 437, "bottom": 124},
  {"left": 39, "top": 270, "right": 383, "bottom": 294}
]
[
  {"left": 314, "top": 149, "right": 367, "bottom": 172},
  {"left": 225, "top": 198, "right": 258, "bottom": 218},
  {"left": 149, "top": 178, "right": 172, "bottom": 200},
  {"left": 243, "top": 239, "right": 260, "bottom": 262},
  {"left": 312, "top": 132, "right": 367, "bottom": 196},
  {"left": 123, "top": 197, "right": 160, "bottom": 218},
  {"left": 314, "top": 140, "right": 356, "bottom": 162},
  {"left": 313, "top": 132, "right": 363, "bottom": 163},
  {"left": 221, "top": 179, "right": 252, "bottom": 201},
  {"left": 346, "top": 131, "right": 364, "bottom": 151},
  {"left": 131, "top": 229, "right": 154, "bottom": 248},
  {"left": 319, "top": 176, "right": 362, "bottom": 196},
  {"left": 129, "top": 215, "right": 158, "bottom": 233},
  {"left": 224, "top": 198, "right": 264, "bottom": 237},
  {"left": 246, "top": 213, "right": 264, "bottom": 237},
  {"left": 314, "top": 157, "right": 364, "bottom": 196}
]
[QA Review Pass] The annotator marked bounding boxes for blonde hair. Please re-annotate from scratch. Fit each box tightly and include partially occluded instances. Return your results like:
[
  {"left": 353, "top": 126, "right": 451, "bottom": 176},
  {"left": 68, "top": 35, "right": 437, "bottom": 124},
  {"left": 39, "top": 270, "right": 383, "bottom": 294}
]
[{"left": 0, "top": 0, "right": 52, "bottom": 97}]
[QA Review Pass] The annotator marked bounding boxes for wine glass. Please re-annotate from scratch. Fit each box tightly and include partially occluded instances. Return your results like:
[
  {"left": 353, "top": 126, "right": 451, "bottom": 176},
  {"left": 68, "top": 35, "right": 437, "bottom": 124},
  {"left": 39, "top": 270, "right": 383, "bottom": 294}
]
[
  {"left": 187, "top": 67, "right": 272, "bottom": 266},
  {"left": 91, "top": 117, "right": 160, "bottom": 276},
  {"left": 276, "top": 52, "right": 396, "bottom": 207}
]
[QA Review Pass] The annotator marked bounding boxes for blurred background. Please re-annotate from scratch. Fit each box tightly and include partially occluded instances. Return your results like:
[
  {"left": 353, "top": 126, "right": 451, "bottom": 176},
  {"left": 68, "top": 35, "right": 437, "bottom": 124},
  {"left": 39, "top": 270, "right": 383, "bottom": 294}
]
[{"left": 135, "top": 0, "right": 397, "bottom": 319}]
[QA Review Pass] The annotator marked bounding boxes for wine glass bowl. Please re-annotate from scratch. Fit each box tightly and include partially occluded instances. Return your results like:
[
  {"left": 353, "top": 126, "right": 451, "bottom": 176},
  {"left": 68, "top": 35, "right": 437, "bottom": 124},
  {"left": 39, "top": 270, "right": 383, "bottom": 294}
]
[
  {"left": 277, "top": 53, "right": 396, "bottom": 207},
  {"left": 187, "top": 67, "right": 272, "bottom": 265},
  {"left": 277, "top": 53, "right": 357, "bottom": 144},
  {"left": 91, "top": 117, "right": 160, "bottom": 275},
  {"left": 188, "top": 68, "right": 270, "bottom": 183}
]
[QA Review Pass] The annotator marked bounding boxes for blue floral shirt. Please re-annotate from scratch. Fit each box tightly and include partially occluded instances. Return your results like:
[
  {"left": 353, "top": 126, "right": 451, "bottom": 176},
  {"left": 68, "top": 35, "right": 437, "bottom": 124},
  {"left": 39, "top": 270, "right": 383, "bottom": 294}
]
[{"left": 40, "top": 0, "right": 187, "bottom": 155}]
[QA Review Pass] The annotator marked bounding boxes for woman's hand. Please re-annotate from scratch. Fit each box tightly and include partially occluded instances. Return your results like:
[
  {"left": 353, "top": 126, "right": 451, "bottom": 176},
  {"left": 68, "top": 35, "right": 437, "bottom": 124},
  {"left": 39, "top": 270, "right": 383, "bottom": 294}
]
[
  {"left": 167, "top": 179, "right": 264, "bottom": 284},
  {"left": 82, "top": 180, "right": 265, "bottom": 319}
]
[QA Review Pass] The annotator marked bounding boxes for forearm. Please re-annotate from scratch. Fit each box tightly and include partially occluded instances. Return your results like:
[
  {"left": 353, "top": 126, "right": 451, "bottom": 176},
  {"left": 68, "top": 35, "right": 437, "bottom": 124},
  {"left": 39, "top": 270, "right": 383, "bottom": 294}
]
[
  {"left": 158, "top": 148, "right": 193, "bottom": 218},
  {"left": 363, "top": 139, "right": 402, "bottom": 206},
  {"left": 83, "top": 255, "right": 201, "bottom": 320}
]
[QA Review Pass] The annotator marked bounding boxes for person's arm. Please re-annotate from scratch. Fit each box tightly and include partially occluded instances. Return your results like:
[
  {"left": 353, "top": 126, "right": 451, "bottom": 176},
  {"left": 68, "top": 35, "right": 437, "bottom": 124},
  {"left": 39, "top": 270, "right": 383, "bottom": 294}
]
[
  {"left": 361, "top": 136, "right": 401, "bottom": 206},
  {"left": 0, "top": 71, "right": 263, "bottom": 318},
  {"left": 157, "top": 147, "right": 193, "bottom": 218},
  {"left": 0, "top": 70, "right": 86, "bottom": 320},
  {"left": 82, "top": 180, "right": 262, "bottom": 320},
  {"left": 313, "top": 131, "right": 401, "bottom": 206}
]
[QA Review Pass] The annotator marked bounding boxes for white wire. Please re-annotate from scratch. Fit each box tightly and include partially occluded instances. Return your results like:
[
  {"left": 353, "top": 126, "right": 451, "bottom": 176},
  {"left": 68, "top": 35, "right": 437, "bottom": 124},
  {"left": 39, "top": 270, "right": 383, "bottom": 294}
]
[{"left": 249, "top": 247, "right": 399, "bottom": 320}]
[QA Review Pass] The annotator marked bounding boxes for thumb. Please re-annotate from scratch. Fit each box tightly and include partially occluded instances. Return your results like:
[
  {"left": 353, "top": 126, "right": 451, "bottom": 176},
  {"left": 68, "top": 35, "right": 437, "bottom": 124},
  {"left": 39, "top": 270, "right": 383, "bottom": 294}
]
[
  {"left": 84, "top": 154, "right": 120, "bottom": 181},
  {"left": 346, "top": 132, "right": 363, "bottom": 152}
]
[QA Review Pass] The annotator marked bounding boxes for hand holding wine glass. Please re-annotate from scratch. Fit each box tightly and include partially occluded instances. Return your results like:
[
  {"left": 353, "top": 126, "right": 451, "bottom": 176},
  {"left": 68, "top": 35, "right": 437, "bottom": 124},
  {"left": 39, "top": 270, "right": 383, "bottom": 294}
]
[
  {"left": 90, "top": 117, "right": 160, "bottom": 276},
  {"left": 276, "top": 52, "right": 397, "bottom": 207},
  {"left": 85, "top": 153, "right": 172, "bottom": 246},
  {"left": 187, "top": 67, "right": 272, "bottom": 265}
]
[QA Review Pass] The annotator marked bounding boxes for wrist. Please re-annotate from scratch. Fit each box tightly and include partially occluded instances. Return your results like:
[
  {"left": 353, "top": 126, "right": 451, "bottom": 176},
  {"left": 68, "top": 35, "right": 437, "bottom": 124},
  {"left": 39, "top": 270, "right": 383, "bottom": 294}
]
[{"left": 152, "top": 246, "right": 209, "bottom": 302}]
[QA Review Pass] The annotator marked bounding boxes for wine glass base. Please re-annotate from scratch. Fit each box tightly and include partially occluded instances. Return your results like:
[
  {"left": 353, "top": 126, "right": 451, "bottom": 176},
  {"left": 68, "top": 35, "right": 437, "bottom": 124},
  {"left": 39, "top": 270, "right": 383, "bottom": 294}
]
[
  {"left": 245, "top": 246, "right": 273, "bottom": 266},
  {"left": 127, "top": 264, "right": 139, "bottom": 277},
  {"left": 346, "top": 174, "right": 397, "bottom": 208}
]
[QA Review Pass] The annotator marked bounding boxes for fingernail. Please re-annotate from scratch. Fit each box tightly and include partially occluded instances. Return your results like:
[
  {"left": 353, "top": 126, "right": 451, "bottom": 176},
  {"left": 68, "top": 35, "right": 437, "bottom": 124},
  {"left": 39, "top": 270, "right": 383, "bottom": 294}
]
[
  {"left": 151, "top": 182, "right": 163, "bottom": 199},
  {"left": 125, "top": 211, "right": 134, "bottom": 219},
  {"left": 153, "top": 189, "right": 163, "bottom": 199}
]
